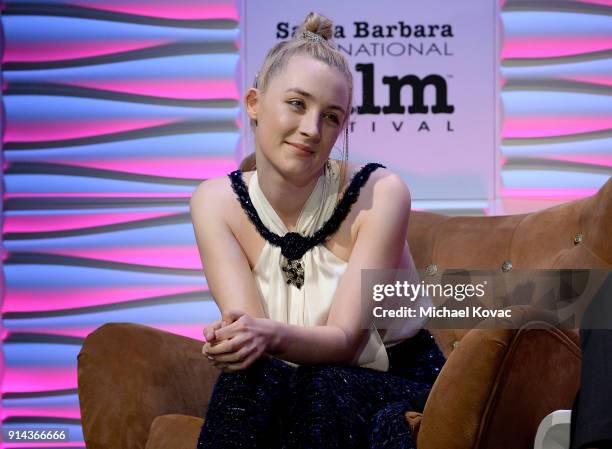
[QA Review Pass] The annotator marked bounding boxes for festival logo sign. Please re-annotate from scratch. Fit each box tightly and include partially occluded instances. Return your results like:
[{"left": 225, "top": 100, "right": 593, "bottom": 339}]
[{"left": 242, "top": 0, "right": 499, "bottom": 200}]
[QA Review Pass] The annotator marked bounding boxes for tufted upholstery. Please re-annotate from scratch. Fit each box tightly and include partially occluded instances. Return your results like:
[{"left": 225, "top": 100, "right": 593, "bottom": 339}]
[
  {"left": 408, "top": 177, "right": 610, "bottom": 449},
  {"left": 408, "top": 177, "right": 610, "bottom": 359},
  {"left": 77, "top": 178, "right": 611, "bottom": 449}
]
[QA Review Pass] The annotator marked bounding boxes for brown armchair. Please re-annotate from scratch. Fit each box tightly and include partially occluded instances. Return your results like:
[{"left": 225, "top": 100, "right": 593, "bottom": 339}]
[{"left": 77, "top": 178, "right": 611, "bottom": 449}]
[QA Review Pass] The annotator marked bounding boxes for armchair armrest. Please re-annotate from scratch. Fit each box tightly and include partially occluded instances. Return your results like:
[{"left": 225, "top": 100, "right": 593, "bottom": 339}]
[
  {"left": 77, "top": 323, "right": 219, "bottom": 449},
  {"left": 418, "top": 307, "right": 581, "bottom": 449}
]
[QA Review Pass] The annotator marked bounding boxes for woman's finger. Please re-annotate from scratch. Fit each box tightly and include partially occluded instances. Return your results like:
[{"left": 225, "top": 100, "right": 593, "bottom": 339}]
[
  {"left": 224, "top": 349, "right": 261, "bottom": 372},
  {"left": 214, "top": 318, "right": 246, "bottom": 341},
  {"left": 203, "top": 319, "right": 224, "bottom": 342},
  {"left": 212, "top": 343, "right": 254, "bottom": 364},
  {"left": 207, "top": 334, "right": 247, "bottom": 356},
  {"left": 202, "top": 342, "right": 216, "bottom": 356}
]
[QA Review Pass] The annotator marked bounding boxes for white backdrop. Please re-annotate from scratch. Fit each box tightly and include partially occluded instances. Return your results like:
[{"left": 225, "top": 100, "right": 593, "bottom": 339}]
[{"left": 241, "top": 0, "right": 499, "bottom": 202}]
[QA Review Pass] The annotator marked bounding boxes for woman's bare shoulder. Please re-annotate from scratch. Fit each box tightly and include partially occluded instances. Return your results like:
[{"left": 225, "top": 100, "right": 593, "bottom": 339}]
[
  {"left": 330, "top": 160, "right": 410, "bottom": 250},
  {"left": 191, "top": 176, "right": 228, "bottom": 210},
  {"left": 190, "top": 172, "right": 253, "bottom": 219},
  {"left": 337, "top": 160, "right": 410, "bottom": 202}
]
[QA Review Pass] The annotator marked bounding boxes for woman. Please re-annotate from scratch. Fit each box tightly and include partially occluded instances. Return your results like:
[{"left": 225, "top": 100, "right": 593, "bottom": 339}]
[{"left": 190, "top": 11, "right": 445, "bottom": 449}]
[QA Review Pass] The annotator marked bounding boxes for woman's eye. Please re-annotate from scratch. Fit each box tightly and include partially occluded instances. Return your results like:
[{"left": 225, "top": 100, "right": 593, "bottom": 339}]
[{"left": 288, "top": 100, "right": 339, "bottom": 124}]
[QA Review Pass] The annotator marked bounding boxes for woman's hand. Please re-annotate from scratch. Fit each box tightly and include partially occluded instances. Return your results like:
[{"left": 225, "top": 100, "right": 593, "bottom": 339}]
[
  {"left": 202, "top": 315, "right": 234, "bottom": 366},
  {"left": 203, "top": 318, "right": 228, "bottom": 344},
  {"left": 203, "top": 310, "right": 278, "bottom": 372}
]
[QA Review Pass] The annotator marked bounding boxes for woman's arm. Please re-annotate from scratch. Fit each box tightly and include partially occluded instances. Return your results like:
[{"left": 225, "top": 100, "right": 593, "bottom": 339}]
[
  {"left": 206, "top": 170, "right": 412, "bottom": 369},
  {"left": 190, "top": 178, "right": 267, "bottom": 319},
  {"left": 276, "top": 170, "right": 412, "bottom": 364}
]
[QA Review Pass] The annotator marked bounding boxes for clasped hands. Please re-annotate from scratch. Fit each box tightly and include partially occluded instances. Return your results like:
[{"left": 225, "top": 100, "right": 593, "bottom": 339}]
[{"left": 202, "top": 310, "right": 275, "bottom": 372}]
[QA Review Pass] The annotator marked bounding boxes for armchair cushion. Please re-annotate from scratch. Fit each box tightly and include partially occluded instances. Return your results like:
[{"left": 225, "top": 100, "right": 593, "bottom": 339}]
[{"left": 145, "top": 414, "right": 203, "bottom": 449}]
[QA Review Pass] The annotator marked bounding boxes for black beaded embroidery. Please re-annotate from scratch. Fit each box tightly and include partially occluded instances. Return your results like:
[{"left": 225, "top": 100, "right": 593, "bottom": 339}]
[{"left": 229, "top": 163, "right": 385, "bottom": 288}]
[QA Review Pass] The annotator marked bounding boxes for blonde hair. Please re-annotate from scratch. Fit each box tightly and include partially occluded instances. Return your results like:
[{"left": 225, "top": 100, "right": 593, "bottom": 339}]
[{"left": 241, "top": 11, "right": 351, "bottom": 182}]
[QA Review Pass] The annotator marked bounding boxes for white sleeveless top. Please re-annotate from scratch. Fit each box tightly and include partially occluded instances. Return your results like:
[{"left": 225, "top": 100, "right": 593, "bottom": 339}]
[{"left": 248, "top": 160, "right": 426, "bottom": 372}]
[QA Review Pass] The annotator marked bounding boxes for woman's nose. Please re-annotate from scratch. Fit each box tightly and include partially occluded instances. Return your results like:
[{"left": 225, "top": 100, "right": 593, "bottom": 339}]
[{"left": 299, "top": 112, "right": 322, "bottom": 142}]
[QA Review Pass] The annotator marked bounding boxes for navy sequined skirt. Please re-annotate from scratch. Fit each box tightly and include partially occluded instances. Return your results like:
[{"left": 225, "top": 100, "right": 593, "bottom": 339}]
[{"left": 197, "top": 329, "right": 445, "bottom": 449}]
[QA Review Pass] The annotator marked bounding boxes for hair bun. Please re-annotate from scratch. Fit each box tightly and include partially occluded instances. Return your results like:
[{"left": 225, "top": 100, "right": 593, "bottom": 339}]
[{"left": 297, "top": 11, "right": 333, "bottom": 41}]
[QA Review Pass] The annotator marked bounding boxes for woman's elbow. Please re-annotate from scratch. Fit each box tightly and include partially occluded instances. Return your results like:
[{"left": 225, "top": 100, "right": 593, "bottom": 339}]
[{"left": 334, "top": 327, "right": 369, "bottom": 365}]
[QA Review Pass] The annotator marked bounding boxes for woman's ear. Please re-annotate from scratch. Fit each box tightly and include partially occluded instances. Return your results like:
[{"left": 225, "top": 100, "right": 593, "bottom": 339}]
[{"left": 245, "top": 88, "right": 260, "bottom": 123}]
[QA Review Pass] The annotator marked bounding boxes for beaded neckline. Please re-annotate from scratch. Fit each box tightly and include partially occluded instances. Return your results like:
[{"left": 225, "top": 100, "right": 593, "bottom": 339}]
[{"left": 229, "top": 162, "right": 385, "bottom": 287}]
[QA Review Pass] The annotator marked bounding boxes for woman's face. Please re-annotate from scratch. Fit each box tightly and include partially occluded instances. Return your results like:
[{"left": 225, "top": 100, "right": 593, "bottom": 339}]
[{"left": 246, "top": 54, "right": 350, "bottom": 181}]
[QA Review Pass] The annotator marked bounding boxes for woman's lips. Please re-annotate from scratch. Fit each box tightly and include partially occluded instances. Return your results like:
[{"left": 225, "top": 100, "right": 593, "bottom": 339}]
[{"left": 286, "top": 142, "right": 314, "bottom": 154}]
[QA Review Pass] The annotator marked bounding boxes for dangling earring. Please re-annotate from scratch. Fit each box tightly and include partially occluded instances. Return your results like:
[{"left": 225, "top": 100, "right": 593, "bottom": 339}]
[
  {"left": 341, "top": 125, "right": 349, "bottom": 185},
  {"left": 254, "top": 119, "right": 258, "bottom": 127},
  {"left": 344, "top": 126, "right": 349, "bottom": 161}
]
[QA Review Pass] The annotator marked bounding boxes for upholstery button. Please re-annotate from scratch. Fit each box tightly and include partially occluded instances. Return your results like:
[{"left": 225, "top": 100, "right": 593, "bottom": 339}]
[
  {"left": 425, "top": 264, "right": 437, "bottom": 276},
  {"left": 501, "top": 260, "right": 513, "bottom": 272},
  {"left": 574, "top": 233, "right": 583, "bottom": 245}
]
